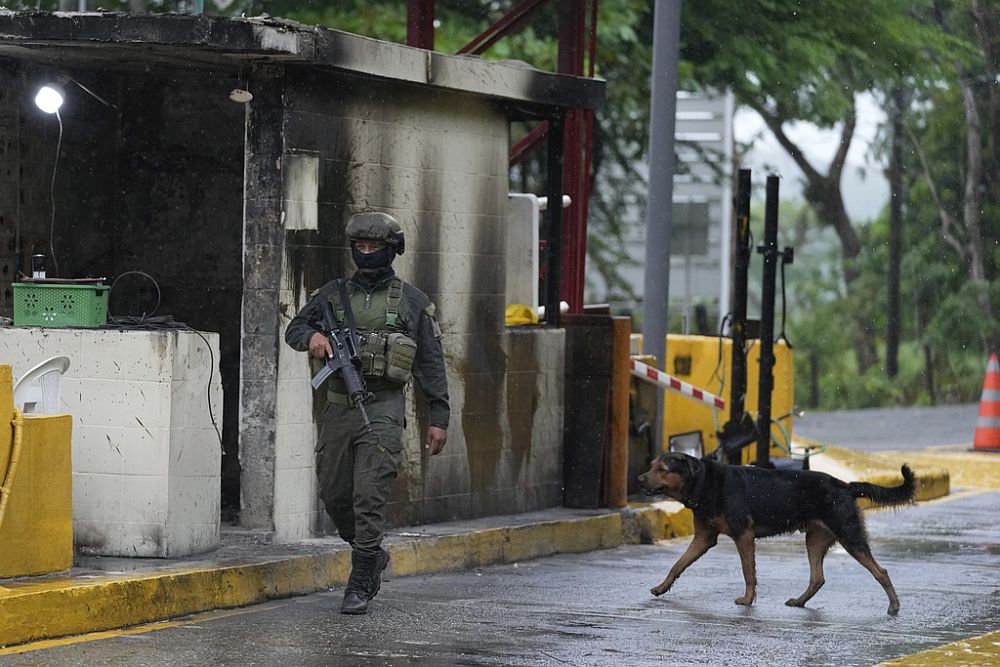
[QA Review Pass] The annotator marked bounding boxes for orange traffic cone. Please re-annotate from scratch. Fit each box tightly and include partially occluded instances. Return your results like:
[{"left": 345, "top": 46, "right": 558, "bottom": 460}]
[{"left": 973, "top": 353, "right": 1000, "bottom": 451}]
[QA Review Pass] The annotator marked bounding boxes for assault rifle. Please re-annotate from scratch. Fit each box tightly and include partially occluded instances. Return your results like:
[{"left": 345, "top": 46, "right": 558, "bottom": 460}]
[{"left": 311, "top": 300, "right": 374, "bottom": 432}]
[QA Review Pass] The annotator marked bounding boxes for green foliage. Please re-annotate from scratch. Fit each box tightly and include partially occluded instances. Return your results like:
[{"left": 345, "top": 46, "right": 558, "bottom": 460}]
[
  {"left": 798, "top": 341, "right": 984, "bottom": 409},
  {"left": 29, "top": 0, "right": 986, "bottom": 409}
]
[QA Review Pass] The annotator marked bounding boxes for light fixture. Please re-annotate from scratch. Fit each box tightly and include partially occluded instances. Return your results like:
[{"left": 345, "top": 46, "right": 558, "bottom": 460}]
[
  {"left": 229, "top": 88, "right": 253, "bottom": 104},
  {"left": 34, "top": 85, "right": 65, "bottom": 114},
  {"left": 34, "top": 74, "right": 116, "bottom": 115},
  {"left": 30, "top": 73, "right": 116, "bottom": 280}
]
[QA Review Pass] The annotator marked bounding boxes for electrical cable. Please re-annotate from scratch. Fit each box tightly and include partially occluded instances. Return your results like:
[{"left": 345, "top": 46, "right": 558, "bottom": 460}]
[
  {"left": 708, "top": 313, "right": 731, "bottom": 437},
  {"left": 49, "top": 110, "right": 63, "bottom": 278},
  {"left": 103, "top": 273, "right": 223, "bottom": 452},
  {"left": 108, "top": 270, "right": 161, "bottom": 319},
  {"left": 777, "top": 256, "right": 792, "bottom": 347},
  {"left": 0, "top": 408, "right": 24, "bottom": 533},
  {"left": 709, "top": 312, "right": 730, "bottom": 387}
]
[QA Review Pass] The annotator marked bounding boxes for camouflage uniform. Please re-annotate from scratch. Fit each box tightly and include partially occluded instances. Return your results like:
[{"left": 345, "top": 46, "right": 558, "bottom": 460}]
[
  {"left": 284, "top": 275, "right": 450, "bottom": 550},
  {"left": 283, "top": 211, "right": 449, "bottom": 615}
]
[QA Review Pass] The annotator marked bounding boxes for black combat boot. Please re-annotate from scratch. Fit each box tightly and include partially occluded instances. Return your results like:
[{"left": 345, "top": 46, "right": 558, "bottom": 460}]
[
  {"left": 341, "top": 548, "right": 391, "bottom": 614},
  {"left": 367, "top": 547, "right": 390, "bottom": 600},
  {"left": 340, "top": 550, "right": 376, "bottom": 615}
]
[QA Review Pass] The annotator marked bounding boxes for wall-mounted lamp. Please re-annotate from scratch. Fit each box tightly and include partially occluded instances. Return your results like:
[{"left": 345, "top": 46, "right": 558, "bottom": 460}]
[
  {"left": 229, "top": 88, "right": 253, "bottom": 104},
  {"left": 34, "top": 74, "right": 117, "bottom": 114},
  {"left": 34, "top": 85, "right": 65, "bottom": 114},
  {"left": 30, "top": 73, "right": 116, "bottom": 280}
]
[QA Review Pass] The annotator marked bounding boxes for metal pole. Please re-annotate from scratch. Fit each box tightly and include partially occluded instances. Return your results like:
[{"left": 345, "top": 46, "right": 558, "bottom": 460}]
[
  {"left": 641, "top": 0, "right": 682, "bottom": 455},
  {"left": 545, "top": 113, "right": 565, "bottom": 328},
  {"left": 721, "top": 168, "right": 752, "bottom": 464},
  {"left": 755, "top": 175, "right": 780, "bottom": 467},
  {"left": 730, "top": 169, "right": 751, "bottom": 425},
  {"left": 406, "top": 0, "right": 435, "bottom": 50},
  {"left": 717, "top": 91, "right": 736, "bottom": 321}
]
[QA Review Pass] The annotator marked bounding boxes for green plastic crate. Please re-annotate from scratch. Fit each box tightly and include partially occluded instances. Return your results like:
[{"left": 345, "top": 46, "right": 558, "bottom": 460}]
[{"left": 13, "top": 282, "right": 110, "bottom": 328}]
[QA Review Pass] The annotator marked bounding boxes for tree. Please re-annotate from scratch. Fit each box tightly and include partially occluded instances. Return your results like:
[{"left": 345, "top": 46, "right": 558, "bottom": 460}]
[
  {"left": 679, "top": 0, "right": 953, "bottom": 374},
  {"left": 905, "top": 0, "right": 999, "bottom": 355}
]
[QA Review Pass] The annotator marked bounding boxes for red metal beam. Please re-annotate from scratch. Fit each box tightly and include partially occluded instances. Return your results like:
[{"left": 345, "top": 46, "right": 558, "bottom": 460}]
[
  {"left": 450, "top": 0, "right": 599, "bottom": 314},
  {"left": 407, "top": 0, "right": 435, "bottom": 50},
  {"left": 557, "top": 0, "right": 594, "bottom": 313},
  {"left": 457, "top": 0, "right": 549, "bottom": 56},
  {"left": 510, "top": 121, "right": 550, "bottom": 166}
]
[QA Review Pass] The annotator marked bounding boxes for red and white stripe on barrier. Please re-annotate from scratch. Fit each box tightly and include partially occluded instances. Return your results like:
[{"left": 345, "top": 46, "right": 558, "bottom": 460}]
[{"left": 629, "top": 358, "right": 726, "bottom": 412}]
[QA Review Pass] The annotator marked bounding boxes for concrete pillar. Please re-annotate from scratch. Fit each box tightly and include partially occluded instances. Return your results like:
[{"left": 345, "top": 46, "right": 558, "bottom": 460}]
[{"left": 239, "top": 66, "right": 285, "bottom": 530}]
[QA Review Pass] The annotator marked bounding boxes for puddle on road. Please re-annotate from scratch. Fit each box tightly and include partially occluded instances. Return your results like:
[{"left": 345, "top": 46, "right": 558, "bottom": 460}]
[{"left": 877, "top": 537, "right": 991, "bottom": 557}]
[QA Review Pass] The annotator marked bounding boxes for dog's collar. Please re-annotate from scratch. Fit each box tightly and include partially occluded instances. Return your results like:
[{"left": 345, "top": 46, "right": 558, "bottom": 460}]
[{"left": 683, "top": 464, "right": 707, "bottom": 509}]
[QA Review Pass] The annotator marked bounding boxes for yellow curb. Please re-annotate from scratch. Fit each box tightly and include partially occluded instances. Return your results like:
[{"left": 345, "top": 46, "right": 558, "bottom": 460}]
[
  {"left": 797, "top": 439, "right": 951, "bottom": 502},
  {"left": 0, "top": 509, "right": 681, "bottom": 649},
  {"left": 0, "top": 553, "right": 352, "bottom": 648},
  {"left": 389, "top": 514, "right": 625, "bottom": 577},
  {"left": 627, "top": 502, "right": 693, "bottom": 543},
  {"left": 886, "top": 449, "right": 1000, "bottom": 491},
  {"left": 875, "top": 629, "right": 1000, "bottom": 666}
]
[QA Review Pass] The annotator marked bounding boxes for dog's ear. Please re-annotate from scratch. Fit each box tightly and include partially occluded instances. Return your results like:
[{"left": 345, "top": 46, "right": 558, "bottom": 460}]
[
  {"left": 663, "top": 452, "right": 695, "bottom": 478},
  {"left": 680, "top": 453, "right": 703, "bottom": 481}
]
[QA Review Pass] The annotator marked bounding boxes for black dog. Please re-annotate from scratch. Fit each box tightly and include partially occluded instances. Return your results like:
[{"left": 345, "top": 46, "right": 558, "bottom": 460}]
[{"left": 637, "top": 452, "right": 916, "bottom": 614}]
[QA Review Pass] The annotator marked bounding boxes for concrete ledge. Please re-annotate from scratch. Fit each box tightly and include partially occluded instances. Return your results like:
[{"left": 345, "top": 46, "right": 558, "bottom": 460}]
[
  {"left": 389, "top": 513, "right": 628, "bottom": 577},
  {"left": 0, "top": 441, "right": 975, "bottom": 649},
  {"left": 876, "top": 629, "right": 1000, "bottom": 666},
  {"left": 0, "top": 553, "right": 354, "bottom": 647},
  {"left": 798, "top": 438, "right": 951, "bottom": 501},
  {"left": 623, "top": 501, "right": 692, "bottom": 544},
  {"left": 0, "top": 504, "right": 692, "bottom": 648}
]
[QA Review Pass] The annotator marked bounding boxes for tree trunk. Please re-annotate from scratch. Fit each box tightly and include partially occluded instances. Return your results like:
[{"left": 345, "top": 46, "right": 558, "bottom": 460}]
[
  {"left": 886, "top": 89, "right": 905, "bottom": 378},
  {"left": 749, "top": 97, "right": 879, "bottom": 374},
  {"left": 930, "top": 0, "right": 999, "bottom": 355},
  {"left": 924, "top": 344, "right": 936, "bottom": 406},
  {"left": 808, "top": 350, "right": 820, "bottom": 409},
  {"left": 972, "top": 0, "right": 1000, "bottom": 207}
]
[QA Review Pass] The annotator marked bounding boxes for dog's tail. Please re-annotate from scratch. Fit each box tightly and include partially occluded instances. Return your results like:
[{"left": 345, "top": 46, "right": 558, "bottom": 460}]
[{"left": 848, "top": 465, "right": 917, "bottom": 507}]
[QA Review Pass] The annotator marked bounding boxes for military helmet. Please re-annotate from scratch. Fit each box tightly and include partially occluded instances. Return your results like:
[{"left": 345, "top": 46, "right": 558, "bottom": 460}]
[{"left": 345, "top": 212, "right": 405, "bottom": 255}]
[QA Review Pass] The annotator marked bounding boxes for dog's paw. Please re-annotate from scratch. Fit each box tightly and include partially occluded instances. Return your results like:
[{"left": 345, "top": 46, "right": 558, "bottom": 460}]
[
  {"left": 887, "top": 603, "right": 900, "bottom": 616},
  {"left": 734, "top": 595, "right": 755, "bottom": 606},
  {"left": 650, "top": 585, "right": 668, "bottom": 597},
  {"left": 785, "top": 598, "right": 805, "bottom": 608}
]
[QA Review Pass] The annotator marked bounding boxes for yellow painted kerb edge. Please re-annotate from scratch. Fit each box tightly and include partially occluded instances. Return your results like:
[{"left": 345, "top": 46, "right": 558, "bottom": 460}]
[{"left": 876, "top": 629, "right": 1000, "bottom": 666}]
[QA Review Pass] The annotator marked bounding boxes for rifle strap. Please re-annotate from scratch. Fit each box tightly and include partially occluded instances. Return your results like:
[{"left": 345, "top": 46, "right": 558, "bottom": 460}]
[
  {"left": 385, "top": 277, "right": 403, "bottom": 327},
  {"left": 335, "top": 279, "right": 360, "bottom": 344}
]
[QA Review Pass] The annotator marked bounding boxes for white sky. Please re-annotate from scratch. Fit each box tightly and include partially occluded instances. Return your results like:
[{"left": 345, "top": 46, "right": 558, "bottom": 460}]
[{"left": 732, "top": 92, "right": 890, "bottom": 222}]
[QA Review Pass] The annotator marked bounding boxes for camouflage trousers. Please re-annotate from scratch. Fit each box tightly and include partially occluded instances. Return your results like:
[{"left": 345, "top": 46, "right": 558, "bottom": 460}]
[{"left": 315, "top": 390, "right": 404, "bottom": 555}]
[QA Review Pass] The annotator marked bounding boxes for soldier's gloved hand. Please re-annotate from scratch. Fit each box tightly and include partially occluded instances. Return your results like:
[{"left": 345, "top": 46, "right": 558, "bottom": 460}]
[
  {"left": 308, "top": 331, "right": 334, "bottom": 360},
  {"left": 425, "top": 426, "right": 447, "bottom": 456}
]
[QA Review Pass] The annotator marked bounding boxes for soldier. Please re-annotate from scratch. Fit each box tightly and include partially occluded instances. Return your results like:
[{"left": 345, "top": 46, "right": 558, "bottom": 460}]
[{"left": 284, "top": 211, "right": 450, "bottom": 615}]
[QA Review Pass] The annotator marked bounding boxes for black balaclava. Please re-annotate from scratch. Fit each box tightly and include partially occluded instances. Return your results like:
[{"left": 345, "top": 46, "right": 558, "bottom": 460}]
[{"left": 351, "top": 242, "right": 396, "bottom": 287}]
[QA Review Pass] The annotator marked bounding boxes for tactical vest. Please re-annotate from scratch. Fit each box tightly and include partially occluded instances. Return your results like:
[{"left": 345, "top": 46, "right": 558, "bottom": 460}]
[{"left": 329, "top": 277, "right": 416, "bottom": 392}]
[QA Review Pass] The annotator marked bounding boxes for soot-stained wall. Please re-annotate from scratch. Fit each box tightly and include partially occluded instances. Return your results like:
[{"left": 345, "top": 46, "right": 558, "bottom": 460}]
[
  {"left": 0, "top": 61, "right": 119, "bottom": 310},
  {"left": 2, "top": 51, "right": 567, "bottom": 541},
  {"left": 271, "top": 67, "right": 564, "bottom": 540},
  {"left": 0, "top": 59, "right": 245, "bottom": 517}
]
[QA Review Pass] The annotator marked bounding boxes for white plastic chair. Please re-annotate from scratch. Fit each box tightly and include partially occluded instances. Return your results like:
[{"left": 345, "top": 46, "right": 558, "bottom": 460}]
[{"left": 13, "top": 356, "right": 71, "bottom": 415}]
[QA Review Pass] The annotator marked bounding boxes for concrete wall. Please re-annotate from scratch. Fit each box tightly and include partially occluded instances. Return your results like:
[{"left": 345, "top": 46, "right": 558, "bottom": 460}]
[
  {"left": 0, "top": 58, "right": 246, "bottom": 517},
  {"left": 2, "top": 54, "right": 567, "bottom": 543},
  {"left": 270, "top": 68, "right": 565, "bottom": 540},
  {"left": 2, "top": 328, "right": 222, "bottom": 557},
  {"left": 0, "top": 61, "right": 119, "bottom": 314}
]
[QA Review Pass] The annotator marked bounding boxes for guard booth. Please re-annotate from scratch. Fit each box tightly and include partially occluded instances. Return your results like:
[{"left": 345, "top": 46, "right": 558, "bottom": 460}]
[{"left": 0, "top": 12, "right": 605, "bottom": 545}]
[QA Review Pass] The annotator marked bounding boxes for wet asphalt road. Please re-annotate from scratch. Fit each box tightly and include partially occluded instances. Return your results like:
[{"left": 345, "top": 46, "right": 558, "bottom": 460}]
[
  {"left": 794, "top": 403, "right": 980, "bottom": 451},
  {"left": 6, "top": 491, "right": 999, "bottom": 667}
]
